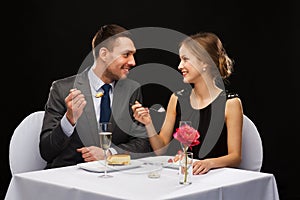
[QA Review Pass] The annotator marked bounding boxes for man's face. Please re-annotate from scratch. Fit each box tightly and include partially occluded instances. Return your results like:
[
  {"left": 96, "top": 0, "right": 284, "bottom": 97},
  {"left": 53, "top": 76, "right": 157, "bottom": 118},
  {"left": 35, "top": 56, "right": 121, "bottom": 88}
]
[{"left": 104, "top": 37, "right": 136, "bottom": 81}]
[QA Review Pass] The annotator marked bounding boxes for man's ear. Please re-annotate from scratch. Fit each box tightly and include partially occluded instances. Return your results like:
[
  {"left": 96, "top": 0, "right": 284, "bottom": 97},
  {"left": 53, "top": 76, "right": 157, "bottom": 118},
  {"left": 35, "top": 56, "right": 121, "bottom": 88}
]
[{"left": 99, "top": 47, "right": 108, "bottom": 62}]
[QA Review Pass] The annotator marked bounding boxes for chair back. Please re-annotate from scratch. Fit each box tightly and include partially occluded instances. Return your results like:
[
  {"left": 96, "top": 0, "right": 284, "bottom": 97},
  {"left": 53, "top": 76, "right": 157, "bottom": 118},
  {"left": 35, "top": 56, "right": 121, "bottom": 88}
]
[
  {"left": 9, "top": 111, "right": 47, "bottom": 174},
  {"left": 238, "top": 114, "right": 263, "bottom": 171}
]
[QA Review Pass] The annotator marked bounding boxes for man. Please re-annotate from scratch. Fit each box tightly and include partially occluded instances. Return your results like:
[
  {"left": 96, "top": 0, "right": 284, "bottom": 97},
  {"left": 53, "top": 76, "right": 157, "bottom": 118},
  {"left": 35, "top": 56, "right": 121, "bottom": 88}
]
[{"left": 39, "top": 24, "right": 151, "bottom": 169}]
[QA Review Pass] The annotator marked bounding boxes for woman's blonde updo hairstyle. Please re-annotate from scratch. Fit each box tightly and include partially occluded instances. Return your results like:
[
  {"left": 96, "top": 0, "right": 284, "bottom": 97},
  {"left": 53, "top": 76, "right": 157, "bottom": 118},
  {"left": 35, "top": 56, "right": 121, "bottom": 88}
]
[{"left": 180, "top": 32, "right": 234, "bottom": 80}]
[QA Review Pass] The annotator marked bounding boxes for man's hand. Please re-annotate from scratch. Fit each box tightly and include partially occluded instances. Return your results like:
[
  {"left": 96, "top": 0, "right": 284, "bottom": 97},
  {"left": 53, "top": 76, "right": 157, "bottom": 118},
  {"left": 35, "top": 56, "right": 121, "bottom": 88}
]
[
  {"left": 77, "top": 146, "right": 109, "bottom": 162},
  {"left": 65, "top": 88, "right": 87, "bottom": 125}
]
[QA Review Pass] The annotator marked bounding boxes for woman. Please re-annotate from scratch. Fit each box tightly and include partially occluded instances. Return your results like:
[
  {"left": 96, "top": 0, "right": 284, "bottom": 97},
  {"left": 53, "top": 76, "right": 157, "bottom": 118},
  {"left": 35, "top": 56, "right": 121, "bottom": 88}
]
[{"left": 132, "top": 32, "right": 243, "bottom": 174}]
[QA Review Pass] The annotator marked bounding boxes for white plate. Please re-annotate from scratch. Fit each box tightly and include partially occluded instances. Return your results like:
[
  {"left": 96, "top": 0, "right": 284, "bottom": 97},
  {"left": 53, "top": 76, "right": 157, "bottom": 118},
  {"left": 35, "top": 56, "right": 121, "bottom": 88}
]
[
  {"left": 138, "top": 156, "right": 180, "bottom": 169},
  {"left": 77, "top": 160, "right": 143, "bottom": 173}
]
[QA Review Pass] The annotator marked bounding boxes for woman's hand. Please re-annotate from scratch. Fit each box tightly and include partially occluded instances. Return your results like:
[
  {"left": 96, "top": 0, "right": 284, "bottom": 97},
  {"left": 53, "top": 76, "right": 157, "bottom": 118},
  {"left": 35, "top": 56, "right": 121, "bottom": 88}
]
[
  {"left": 131, "top": 101, "right": 152, "bottom": 125},
  {"left": 192, "top": 159, "right": 213, "bottom": 175}
]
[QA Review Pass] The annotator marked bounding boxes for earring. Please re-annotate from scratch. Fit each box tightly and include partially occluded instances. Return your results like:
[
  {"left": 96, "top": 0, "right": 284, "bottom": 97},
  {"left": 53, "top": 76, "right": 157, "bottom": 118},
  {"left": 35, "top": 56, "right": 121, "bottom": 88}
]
[{"left": 202, "top": 67, "right": 207, "bottom": 72}]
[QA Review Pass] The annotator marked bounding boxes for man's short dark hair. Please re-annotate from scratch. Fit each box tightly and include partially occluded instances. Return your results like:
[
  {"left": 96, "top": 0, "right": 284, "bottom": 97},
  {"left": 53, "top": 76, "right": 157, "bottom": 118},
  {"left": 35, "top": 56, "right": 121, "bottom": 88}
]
[{"left": 92, "top": 24, "right": 132, "bottom": 59}]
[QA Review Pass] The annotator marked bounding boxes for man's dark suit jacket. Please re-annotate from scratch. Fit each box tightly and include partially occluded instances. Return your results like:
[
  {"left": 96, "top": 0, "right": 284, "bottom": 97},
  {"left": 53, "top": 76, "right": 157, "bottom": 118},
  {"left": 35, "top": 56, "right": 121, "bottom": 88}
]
[{"left": 39, "top": 67, "right": 152, "bottom": 169}]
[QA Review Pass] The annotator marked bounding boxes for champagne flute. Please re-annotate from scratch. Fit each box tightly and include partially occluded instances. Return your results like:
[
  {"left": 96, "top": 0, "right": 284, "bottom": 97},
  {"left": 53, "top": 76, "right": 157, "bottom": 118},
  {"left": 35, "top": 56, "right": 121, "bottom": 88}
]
[{"left": 98, "top": 122, "right": 113, "bottom": 178}]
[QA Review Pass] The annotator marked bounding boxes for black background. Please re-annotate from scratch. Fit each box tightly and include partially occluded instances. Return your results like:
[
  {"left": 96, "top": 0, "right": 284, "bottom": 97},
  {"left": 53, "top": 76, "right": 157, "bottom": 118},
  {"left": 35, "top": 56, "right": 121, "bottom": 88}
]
[{"left": 2, "top": 1, "right": 299, "bottom": 199}]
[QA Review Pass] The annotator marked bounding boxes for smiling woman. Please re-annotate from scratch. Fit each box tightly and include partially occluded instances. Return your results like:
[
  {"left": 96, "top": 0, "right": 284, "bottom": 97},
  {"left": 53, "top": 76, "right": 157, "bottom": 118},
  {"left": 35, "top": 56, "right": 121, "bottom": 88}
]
[{"left": 132, "top": 31, "right": 244, "bottom": 176}]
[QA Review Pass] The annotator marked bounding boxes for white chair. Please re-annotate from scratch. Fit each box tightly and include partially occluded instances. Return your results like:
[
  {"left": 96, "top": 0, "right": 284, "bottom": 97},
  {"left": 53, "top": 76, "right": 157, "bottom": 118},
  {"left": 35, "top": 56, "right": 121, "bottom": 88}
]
[
  {"left": 9, "top": 111, "right": 47, "bottom": 175},
  {"left": 238, "top": 114, "right": 263, "bottom": 171}
]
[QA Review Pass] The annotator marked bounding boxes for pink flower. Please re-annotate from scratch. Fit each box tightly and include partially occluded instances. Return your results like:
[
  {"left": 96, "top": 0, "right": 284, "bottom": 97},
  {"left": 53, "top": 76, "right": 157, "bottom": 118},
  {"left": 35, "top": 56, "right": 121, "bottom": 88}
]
[{"left": 173, "top": 124, "right": 200, "bottom": 148}]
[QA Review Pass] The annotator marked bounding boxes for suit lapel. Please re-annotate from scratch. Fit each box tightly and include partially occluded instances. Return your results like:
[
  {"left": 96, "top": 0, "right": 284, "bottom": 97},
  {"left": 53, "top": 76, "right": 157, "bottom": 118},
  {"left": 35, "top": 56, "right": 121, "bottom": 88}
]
[
  {"left": 74, "top": 70, "right": 100, "bottom": 147},
  {"left": 111, "top": 79, "right": 137, "bottom": 136}
]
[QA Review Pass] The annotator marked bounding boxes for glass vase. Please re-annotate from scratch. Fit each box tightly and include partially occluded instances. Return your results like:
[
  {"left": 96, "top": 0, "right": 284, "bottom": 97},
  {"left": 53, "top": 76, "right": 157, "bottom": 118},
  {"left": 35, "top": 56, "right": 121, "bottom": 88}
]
[{"left": 179, "top": 151, "right": 193, "bottom": 185}]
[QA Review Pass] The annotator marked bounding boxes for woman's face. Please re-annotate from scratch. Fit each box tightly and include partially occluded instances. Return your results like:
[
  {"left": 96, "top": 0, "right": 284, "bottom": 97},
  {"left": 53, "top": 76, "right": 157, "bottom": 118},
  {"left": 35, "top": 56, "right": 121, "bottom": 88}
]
[{"left": 178, "top": 44, "right": 206, "bottom": 84}]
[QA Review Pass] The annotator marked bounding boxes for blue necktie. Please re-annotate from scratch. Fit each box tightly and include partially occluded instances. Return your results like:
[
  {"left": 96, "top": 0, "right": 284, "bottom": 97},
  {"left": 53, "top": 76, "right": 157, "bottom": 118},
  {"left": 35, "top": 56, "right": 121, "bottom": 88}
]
[{"left": 100, "top": 84, "right": 111, "bottom": 123}]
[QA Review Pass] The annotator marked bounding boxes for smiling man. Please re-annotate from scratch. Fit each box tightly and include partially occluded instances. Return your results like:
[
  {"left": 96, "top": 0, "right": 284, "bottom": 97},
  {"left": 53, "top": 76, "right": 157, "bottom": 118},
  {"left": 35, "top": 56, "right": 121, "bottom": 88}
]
[{"left": 39, "top": 24, "right": 151, "bottom": 169}]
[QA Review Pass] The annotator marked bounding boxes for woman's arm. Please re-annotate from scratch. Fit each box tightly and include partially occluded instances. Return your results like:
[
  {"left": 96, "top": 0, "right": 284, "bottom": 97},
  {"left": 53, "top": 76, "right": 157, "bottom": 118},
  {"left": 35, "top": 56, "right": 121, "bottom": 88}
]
[{"left": 132, "top": 94, "right": 178, "bottom": 155}]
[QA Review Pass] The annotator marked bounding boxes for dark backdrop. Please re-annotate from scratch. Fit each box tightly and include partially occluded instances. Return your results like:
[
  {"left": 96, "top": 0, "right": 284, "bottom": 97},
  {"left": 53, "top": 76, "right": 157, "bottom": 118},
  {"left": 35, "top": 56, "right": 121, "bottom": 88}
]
[{"left": 2, "top": 1, "right": 299, "bottom": 199}]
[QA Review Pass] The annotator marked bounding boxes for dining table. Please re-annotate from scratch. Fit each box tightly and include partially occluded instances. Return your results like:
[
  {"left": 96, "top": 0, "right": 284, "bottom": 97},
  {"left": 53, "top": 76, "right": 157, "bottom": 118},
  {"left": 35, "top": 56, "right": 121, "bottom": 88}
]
[{"left": 5, "top": 156, "right": 280, "bottom": 200}]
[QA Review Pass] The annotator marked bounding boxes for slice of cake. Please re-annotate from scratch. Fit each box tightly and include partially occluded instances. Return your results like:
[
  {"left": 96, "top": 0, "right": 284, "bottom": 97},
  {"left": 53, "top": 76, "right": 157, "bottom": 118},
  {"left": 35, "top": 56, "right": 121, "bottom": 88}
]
[{"left": 107, "top": 154, "right": 131, "bottom": 165}]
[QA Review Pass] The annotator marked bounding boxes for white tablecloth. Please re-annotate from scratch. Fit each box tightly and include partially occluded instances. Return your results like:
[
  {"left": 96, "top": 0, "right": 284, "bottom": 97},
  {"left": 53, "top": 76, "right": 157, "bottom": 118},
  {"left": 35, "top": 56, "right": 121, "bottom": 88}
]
[{"left": 5, "top": 158, "right": 279, "bottom": 200}]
